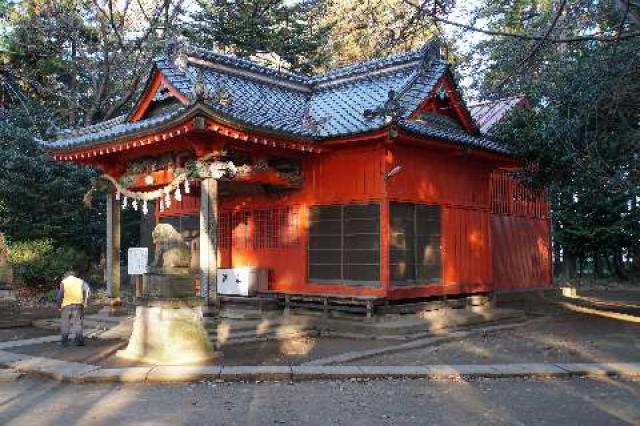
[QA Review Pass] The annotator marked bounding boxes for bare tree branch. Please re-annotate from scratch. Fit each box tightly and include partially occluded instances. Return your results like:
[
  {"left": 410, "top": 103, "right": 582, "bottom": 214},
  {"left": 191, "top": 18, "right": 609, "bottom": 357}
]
[{"left": 402, "top": 0, "right": 640, "bottom": 43}]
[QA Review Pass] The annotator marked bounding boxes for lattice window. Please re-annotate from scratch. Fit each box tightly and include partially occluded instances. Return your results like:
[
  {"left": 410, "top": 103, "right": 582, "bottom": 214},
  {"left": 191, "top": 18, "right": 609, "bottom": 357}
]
[
  {"left": 217, "top": 207, "right": 301, "bottom": 249},
  {"left": 389, "top": 203, "right": 441, "bottom": 285},
  {"left": 491, "top": 170, "right": 549, "bottom": 219},
  {"left": 217, "top": 212, "right": 232, "bottom": 248},
  {"left": 308, "top": 203, "right": 380, "bottom": 284},
  {"left": 231, "top": 211, "right": 251, "bottom": 248}
]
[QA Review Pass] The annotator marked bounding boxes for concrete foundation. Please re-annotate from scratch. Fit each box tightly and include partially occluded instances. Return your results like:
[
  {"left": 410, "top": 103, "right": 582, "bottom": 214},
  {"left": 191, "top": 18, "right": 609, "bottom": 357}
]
[{"left": 116, "top": 298, "right": 216, "bottom": 365}]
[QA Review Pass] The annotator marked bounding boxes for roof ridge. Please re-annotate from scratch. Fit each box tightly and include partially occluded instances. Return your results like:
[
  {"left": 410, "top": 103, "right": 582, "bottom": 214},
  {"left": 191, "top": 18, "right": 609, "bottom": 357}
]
[
  {"left": 180, "top": 46, "right": 310, "bottom": 84},
  {"left": 309, "top": 41, "right": 437, "bottom": 84},
  {"left": 467, "top": 96, "right": 524, "bottom": 107},
  {"left": 170, "top": 40, "right": 439, "bottom": 87},
  {"left": 55, "top": 114, "right": 128, "bottom": 138}
]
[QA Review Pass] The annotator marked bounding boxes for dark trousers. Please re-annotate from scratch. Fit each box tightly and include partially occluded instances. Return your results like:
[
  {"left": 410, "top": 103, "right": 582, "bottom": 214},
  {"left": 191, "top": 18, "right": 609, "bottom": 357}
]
[{"left": 60, "top": 304, "right": 84, "bottom": 341}]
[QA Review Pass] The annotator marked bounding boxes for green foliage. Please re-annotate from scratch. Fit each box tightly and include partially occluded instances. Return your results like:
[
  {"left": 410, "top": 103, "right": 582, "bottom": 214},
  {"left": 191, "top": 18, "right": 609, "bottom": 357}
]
[
  {"left": 8, "top": 239, "right": 89, "bottom": 289},
  {"left": 322, "top": 0, "right": 440, "bottom": 67},
  {"left": 0, "top": 102, "right": 106, "bottom": 257},
  {"left": 184, "top": 0, "right": 331, "bottom": 73},
  {"left": 2, "top": 0, "right": 178, "bottom": 127},
  {"left": 473, "top": 1, "right": 640, "bottom": 277}
]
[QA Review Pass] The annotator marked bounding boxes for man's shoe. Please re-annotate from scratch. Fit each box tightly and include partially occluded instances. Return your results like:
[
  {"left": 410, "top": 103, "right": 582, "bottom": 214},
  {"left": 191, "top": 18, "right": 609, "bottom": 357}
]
[
  {"left": 74, "top": 338, "right": 85, "bottom": 346},
  {"left": 60, "top": 336, "right": 69, "bottom": 347}
]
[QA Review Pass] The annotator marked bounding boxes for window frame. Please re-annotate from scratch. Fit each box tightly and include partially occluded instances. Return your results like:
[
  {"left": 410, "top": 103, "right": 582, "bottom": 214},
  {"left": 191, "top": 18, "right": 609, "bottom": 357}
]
[
  {"left": 307, "top": 203, "right": 381, "bottom": 286},
  {"left": 389, "top": 202, "right": 442, "bottom": 286}
]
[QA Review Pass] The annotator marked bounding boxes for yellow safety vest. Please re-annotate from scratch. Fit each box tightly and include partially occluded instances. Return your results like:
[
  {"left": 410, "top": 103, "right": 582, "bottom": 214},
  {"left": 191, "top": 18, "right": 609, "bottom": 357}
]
[{"left": 61, "top": 276, "right": 85, "bottom": 308}]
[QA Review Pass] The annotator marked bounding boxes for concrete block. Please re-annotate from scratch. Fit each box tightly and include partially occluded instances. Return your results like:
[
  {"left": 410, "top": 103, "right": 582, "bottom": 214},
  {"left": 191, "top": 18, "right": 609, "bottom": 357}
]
[
  {"left": 146, "top": 365, "right": 222, "bottom": 383},
  {"left": 0, "top": 335, "right": 59, "bottom": 350},
  {"left": 0, "top": 350, "right": 30, "bottom": 366},
  {"left": 426, "top": 364, "right": 501, "bottom": 378},
  {"left": 0, "top": 369, "right": 22, "bottom": 382},
  {"left": 561, "top": 287, "right": 577, "bottom": 298},
  {"left": 554, "top": 363, "right": 610, "bottom": 377},
  {"left": 77, "top": 367, "right": 153, "bottom": 383},
  {"left": 356, "top": 366, "right": 430, "bottom": 379},
  {"left": 489, "top": 363, "right": 570, "bottom": 378},
  {"left": 291, "top": 366, "right": 363, "bottom": 380},
  {"left": 219, "top": 366, "right": 292, "bottom": 381},
  {"left": 556, "top": 362, "right": 640, "bottom": 378},
  {"left": 600, "top": 363, "right": 640, "bottom": 377},
  {"left": 8, "top": 355, "right": 99, "bottom": 381}
]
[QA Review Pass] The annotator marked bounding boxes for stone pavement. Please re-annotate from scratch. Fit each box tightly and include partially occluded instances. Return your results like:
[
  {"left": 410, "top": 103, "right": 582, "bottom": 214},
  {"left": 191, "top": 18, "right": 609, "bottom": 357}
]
[
  {"left": 2, "top": 375, "right": 639, "bottom": 426},
  {"left": 0, "top": 342, "right": 638, "bottom": 383}
]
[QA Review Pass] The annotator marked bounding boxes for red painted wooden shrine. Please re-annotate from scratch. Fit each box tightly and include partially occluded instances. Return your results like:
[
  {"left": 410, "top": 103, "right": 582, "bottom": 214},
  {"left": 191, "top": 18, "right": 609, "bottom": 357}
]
[{"left": 46, "top": 41, "right": 551, "bottom": 303}]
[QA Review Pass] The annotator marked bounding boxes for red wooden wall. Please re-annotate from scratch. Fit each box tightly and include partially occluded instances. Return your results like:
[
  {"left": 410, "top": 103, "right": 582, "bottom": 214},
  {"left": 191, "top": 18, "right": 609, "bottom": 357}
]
[
  {"left": 155, "top": 138, "right": 552, "bottom": 299},
  {"left": 215, "top": 143, "right": 387, "bottom": 298},
  {"left": 384, "top": 143, "right": 495, "bottom": 299},
  {"left": 490, "top": 171, "right": 552, "bottom": 289}
]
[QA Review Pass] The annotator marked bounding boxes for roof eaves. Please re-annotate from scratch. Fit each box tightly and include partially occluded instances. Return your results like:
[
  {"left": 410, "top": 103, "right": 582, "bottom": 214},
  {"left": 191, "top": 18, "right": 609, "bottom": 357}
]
[
  {"left": 398, "top": 119, "right": 513, "bottom": 156},
  {"left": 44, "top": 102, "right": 317, "bottom": 152}
]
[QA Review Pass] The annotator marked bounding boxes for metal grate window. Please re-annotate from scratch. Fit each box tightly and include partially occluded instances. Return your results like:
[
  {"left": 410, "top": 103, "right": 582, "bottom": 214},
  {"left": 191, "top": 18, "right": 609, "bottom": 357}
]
[
  {"left": 390, "top": 203, "right": 441, "bottom": 286},
  {"left": 308, "top": 203, "right": 380, "bottom": 285}
]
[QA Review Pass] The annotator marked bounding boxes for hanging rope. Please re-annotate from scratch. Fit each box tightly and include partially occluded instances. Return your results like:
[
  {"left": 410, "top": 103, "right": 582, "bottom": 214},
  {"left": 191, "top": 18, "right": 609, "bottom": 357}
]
[{"left": 100, "top": 172, "right": 189, "bottom": 201}]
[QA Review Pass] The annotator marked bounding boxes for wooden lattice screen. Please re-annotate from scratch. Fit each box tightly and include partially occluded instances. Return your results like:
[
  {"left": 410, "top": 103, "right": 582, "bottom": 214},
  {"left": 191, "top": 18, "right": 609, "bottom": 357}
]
[
  {"left": 490, "top": 170, "right": 549, "bottom": 219},
  {"left": 217, "top": 207, "right": 300, "bottom": 249}
]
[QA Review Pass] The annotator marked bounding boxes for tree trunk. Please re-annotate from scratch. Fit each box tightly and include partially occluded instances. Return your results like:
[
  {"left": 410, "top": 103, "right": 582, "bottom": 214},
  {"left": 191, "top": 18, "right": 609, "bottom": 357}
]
[
  {"left": 593, "top": 253, "right": 602, "bottom": 278},
  {"left": 563, "top": 249, "right": 578, "bottom": 277},
  {"left": 613, "top": 246, "right": 627, "bottom": 280}
]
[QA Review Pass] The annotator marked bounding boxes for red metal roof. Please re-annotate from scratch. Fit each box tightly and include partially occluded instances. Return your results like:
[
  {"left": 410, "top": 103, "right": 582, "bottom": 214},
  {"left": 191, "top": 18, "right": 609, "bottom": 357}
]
[{"left": 468, "top": 96, "right": 527, "bottom": 134}]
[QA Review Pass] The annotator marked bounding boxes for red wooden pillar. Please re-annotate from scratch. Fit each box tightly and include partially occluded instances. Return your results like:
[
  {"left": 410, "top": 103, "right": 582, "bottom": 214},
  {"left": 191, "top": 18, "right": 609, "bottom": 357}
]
[{"left": 380, "top": 142, "right": 393, "bottom": 299}]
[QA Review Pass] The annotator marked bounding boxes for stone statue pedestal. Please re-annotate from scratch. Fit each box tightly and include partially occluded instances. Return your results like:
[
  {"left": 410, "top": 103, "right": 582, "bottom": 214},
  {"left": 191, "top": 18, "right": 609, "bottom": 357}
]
[{"left": 116, "top": 269, "right": 216, "bottom": 365}]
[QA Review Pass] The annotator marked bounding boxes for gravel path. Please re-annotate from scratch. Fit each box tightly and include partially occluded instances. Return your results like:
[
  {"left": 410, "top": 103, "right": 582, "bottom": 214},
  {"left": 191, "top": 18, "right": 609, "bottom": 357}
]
[{"left": 1, "top": 376, "right": 639, "bottom": 425}]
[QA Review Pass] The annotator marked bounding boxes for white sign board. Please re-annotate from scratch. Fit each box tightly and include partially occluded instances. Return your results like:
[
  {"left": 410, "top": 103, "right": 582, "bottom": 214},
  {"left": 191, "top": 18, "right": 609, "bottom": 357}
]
[{"left": 127, "top": 248, "right": 148, "bottom": 275}]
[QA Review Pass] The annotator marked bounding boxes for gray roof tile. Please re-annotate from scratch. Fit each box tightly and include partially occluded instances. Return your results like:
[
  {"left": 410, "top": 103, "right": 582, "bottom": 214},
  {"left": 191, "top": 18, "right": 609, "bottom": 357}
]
[
  {"left": 399, "top": 119, "right": 511, "bottom": 154},
  {"left": 45, "top": 41, "right": 509, "bottom": 155}
]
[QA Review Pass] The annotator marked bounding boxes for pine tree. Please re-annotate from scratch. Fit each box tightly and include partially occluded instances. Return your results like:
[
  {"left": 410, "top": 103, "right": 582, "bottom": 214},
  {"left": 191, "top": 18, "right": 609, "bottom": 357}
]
[
  {"left": 472, "top": 0, "right": 640, "bottom": 278},
  {"left": 184, "top": 0, "right": 331, "bottom": 73}
]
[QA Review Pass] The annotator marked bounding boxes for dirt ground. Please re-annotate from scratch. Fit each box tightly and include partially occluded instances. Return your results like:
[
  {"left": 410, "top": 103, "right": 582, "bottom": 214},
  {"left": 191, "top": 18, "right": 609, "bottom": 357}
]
[
  {"left": 0, "top": 306, "right": 60, "bottom": 322},
  {"left": 1, "top": 290, "right": 639, "bottom": 367},
  {"left": 345, "top": 313, "right": 640, "bottom": 365},
  {"left": 0, "top": 327, "right": 57, "bottom": 342},
  {"left": 7, "top": 335, "right": 394, "bottom": 367},
  {"left": 3, "top": 376, "right": 640, "bottom": 425}
]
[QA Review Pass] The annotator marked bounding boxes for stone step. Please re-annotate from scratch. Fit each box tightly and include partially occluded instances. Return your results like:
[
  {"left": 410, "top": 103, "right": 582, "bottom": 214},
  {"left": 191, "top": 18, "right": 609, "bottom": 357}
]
[{"left": 211, "top": 329, "right": 311, "bottom": 348}]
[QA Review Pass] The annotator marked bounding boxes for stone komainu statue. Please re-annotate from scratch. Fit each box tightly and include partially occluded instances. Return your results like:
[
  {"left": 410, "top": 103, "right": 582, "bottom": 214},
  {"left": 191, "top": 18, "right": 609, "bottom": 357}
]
[{"left": 151, "top": 224, "right": 191, "bottom": 270}]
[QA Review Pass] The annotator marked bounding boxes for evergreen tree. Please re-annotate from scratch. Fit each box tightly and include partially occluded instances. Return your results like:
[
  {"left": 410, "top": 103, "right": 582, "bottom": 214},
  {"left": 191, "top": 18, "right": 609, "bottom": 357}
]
[
  {"left": 471, "top": 0, "right": 640, "bottom": 278},
  {"left": 0, "top": 100, "right": 105, "bottom": 257},
  {"left": 322, "top": 0, "right": 441, "bottom": 67},
  {"left": 184, "top": 0, "right": 331, "bottom": 73}
]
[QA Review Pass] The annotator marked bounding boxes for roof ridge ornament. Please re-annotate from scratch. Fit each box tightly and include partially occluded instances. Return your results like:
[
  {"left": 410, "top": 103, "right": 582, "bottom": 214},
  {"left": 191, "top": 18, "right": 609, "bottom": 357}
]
[
  {"left": 302, "top": 104, "right": 330, "bottom": 136},
  {"left": 363, "top": 89, "right": 405, "bottom": 125},
  {"left": 191, "top": 68, "right": 208, "bottom": 102},
  {"left": 188, "top": 68, "right": 233, "bottom": 107}
]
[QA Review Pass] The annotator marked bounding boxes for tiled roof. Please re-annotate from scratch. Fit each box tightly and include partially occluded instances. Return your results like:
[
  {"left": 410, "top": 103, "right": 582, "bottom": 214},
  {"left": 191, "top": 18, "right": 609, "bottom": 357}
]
[
  {"left": 468, "top": 97, "right": 526, "bottom": 133},
  {"left": 399, "top": 119, "right": 511, "bottom": 154},
  {"left": 47, "top": 107, "right": 187, "bottom": 149},
  {"left": 45, "top": 41, "right": 510, "bottom": 155}
]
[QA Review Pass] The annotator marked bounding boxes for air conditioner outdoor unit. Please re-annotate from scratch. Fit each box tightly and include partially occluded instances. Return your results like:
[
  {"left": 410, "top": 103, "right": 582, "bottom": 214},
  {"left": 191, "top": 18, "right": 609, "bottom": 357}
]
[{"left": 216, "top": 268, "right": 268, "bottom": 296}]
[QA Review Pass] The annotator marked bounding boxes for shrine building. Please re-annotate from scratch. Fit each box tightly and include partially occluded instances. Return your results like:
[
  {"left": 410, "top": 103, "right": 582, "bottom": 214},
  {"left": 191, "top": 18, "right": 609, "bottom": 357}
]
[{"left": 44, "top": 40, "right": 551, "bottom": 309}]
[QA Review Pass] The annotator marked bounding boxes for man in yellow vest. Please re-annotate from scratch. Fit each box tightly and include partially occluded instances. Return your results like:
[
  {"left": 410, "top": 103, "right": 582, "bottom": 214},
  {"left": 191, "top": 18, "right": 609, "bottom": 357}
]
[{"left": 55, "top": 271, "right": 91, "bottom": 346}]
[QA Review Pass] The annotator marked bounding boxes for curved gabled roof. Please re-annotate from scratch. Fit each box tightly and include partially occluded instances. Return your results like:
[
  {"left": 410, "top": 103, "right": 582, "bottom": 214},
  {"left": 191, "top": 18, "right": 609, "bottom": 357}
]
[{"left": 44, "top": 41, "right": 509, "bottom": 155}]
